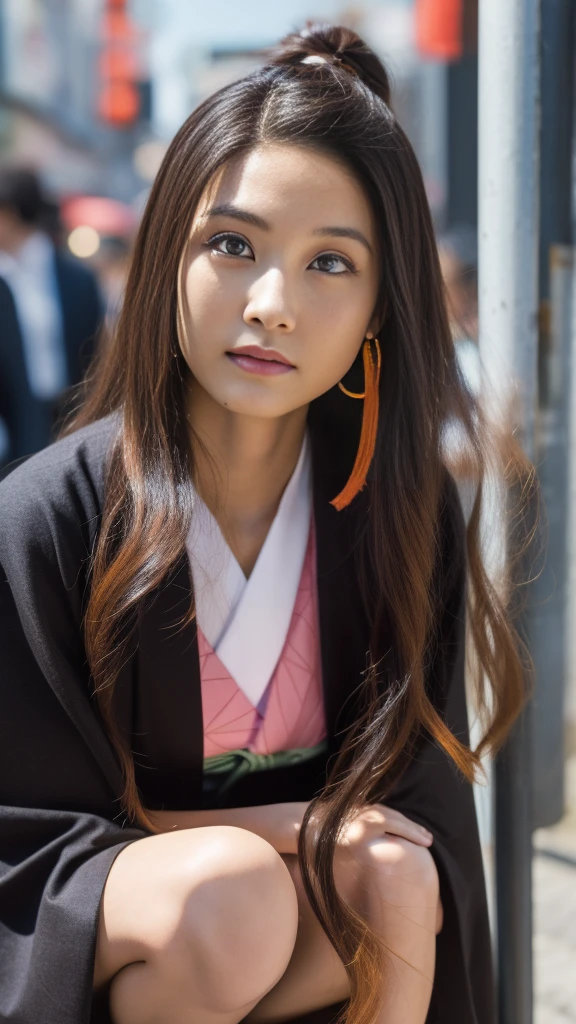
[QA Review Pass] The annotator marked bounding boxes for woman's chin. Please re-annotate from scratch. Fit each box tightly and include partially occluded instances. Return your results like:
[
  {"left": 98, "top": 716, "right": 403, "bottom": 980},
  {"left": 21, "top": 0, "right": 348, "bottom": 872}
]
[
  {"left": 211, "top": 387, "right": 306, "bottom": 420},
  {"left": 220, "top": 399, "right": 299, "bottom": 419}
]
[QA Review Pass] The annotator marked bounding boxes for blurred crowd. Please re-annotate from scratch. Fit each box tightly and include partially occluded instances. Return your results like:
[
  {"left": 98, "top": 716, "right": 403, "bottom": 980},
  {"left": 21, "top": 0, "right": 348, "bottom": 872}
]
[{"left": 0, "top": 166, "right": 134, "bottom": 474}]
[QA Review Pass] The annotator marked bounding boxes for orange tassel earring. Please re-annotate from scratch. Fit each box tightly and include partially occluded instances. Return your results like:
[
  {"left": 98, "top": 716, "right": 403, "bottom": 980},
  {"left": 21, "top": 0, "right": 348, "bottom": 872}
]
[{"left": 330, "top": 336, "right": 381, "bottom": 511}]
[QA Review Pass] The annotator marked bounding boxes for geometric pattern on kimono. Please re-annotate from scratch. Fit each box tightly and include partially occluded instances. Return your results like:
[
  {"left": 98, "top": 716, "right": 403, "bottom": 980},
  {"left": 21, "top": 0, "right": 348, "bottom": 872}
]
[{"left": 199, "top": 522, "right": 327, "bottom": 757}]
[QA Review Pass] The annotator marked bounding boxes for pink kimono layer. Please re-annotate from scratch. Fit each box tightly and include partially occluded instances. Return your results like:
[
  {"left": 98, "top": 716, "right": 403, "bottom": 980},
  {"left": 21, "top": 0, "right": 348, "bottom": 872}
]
[{"left": 198, "top": 524, "right": 327, "bottom": 757}]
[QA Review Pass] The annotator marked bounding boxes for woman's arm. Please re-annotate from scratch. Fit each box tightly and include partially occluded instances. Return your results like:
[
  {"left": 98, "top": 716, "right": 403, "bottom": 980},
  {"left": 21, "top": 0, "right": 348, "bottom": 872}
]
[
  {"left": 148, "top": 801, "right": 435, "bottom": 858},
  {"left": 0, "top": 441, "right": 146, "bottom": 1024},
  {"left": 148, "top": 803, "right": 308, "bottom": 854}
]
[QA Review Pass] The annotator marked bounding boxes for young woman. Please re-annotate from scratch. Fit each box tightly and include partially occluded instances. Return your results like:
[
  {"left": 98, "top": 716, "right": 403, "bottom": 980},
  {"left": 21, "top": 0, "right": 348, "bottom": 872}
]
[{"left": 0, "top": 24, "right": 527, "bottom": 1024}]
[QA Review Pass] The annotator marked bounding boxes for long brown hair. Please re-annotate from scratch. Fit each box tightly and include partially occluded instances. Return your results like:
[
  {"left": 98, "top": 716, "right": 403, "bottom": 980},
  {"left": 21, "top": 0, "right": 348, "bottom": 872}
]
[{"left": 64, "top": 23, "right": 531, "bottom": 1024}]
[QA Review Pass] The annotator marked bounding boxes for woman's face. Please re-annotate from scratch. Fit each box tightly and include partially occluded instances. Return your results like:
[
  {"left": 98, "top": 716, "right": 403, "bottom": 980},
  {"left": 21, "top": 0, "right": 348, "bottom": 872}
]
[{"left": 179, "top": 143, "right": 380, "bottom": 419}]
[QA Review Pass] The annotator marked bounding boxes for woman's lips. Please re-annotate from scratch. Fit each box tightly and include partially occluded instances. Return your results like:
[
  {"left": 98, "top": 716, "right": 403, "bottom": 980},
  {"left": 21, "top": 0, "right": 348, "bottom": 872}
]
[{"left": 226, "top": 346, "right": 295, "bottom": 377}]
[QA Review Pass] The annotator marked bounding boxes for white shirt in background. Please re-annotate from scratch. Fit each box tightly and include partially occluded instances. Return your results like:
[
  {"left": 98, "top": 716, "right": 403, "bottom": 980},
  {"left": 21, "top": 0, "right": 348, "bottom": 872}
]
[{"left": 0, "top": 231, "right": 67, "bottom": 400}]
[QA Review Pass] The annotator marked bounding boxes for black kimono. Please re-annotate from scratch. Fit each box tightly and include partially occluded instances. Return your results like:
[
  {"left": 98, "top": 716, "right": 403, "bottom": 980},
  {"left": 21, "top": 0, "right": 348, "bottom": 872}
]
[{"left": 0, "top": 413, "right": 494, "bottom": 1024}]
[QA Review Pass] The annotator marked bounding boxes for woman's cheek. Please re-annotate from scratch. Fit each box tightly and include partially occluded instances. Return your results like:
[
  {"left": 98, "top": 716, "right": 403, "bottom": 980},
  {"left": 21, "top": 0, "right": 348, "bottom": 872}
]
[
  {"left": 301, "top": 352, "right": 353, "bottom": 403},
  {"left": 185, "top": 259, "right": 239, "bottom": 319},
  {"left": 316, "top": 324, "right": 365, "bottom": 383}
]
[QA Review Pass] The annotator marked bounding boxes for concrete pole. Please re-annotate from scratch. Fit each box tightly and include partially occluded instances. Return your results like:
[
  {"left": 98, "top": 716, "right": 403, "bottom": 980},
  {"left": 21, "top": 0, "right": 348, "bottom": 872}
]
[{"left": 478, "top": 1, "right": 540, "bottom": 1022}]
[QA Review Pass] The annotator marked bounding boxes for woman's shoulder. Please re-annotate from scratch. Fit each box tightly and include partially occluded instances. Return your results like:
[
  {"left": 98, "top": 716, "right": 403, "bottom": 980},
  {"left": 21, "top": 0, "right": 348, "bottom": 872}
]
[{"left": 0, "top": 413, "right": 120, "bottom": 551}]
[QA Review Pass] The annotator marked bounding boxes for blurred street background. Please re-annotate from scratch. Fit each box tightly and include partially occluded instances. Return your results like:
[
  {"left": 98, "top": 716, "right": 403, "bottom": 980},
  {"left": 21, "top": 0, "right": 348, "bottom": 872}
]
[{"left": 0, "top": 2, "right": 574, "bottom": 1022}]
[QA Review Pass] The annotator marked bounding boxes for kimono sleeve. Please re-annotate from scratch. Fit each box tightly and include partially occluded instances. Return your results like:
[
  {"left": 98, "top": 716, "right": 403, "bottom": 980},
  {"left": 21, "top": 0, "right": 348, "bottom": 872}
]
[
  {"left": 0, "top": 450, "right": 144, "bottom": 1024},
  {"left": 380, "top": 483, "right": 496, "bottom": 1024}
]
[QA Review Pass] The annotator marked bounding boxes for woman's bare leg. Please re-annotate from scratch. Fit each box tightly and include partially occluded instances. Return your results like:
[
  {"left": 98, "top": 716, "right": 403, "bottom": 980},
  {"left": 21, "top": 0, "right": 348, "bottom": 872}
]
[
  {"left": 362, "top": 836, "right": 441, "bottom": 1024},
  {"left": 94, "top": 826, "right": 299, "bottom": 1024},
  {"left": 243, "top": 835, "right": 441, "bottom": 1024}
]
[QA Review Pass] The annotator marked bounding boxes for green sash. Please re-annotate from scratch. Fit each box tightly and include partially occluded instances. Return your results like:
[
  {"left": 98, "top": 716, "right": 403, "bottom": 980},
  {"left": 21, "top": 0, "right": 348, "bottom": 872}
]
[{"left": 203, "top": 739, "right": 329, "bottom": 797}]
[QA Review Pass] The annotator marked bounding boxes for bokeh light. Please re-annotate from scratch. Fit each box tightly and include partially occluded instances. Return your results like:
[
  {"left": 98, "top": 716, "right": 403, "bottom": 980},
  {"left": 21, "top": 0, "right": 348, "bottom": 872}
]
[{"left": 67, "top": 225, "right": 101, "bottom": 258}]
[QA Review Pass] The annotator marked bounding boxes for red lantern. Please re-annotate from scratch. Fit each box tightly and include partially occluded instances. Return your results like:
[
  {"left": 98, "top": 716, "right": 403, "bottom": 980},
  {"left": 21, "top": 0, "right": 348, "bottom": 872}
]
[
  {"left": 415, "top": 0, "right": 463, "bottom": 60},
  {"left": 98, "top": 0, "right": 141, "bottom": 126},
  {"left": 98, "top": 82, "right": 140, "bottom": 125}
]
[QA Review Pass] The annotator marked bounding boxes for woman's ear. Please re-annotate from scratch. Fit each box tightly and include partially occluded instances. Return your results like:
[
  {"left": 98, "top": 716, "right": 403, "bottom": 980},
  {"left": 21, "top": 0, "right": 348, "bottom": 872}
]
[{"left": 367, "top": 304, "right": 386, "bottom": 340}]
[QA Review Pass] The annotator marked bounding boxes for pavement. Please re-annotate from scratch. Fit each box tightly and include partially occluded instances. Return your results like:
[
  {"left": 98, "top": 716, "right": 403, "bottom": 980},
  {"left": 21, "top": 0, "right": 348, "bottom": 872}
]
[{"left": 533, "top": 755, "right": 576, "bottom": 1024}]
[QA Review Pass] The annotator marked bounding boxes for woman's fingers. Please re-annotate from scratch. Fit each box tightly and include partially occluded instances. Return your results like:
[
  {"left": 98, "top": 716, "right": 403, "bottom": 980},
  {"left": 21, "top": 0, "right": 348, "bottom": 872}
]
[
  {"left": 341, "top": 805, "right": 434, "bottom": 848},
  {"left": 375, "top": 807, "right": 434, "bottom": 847}
]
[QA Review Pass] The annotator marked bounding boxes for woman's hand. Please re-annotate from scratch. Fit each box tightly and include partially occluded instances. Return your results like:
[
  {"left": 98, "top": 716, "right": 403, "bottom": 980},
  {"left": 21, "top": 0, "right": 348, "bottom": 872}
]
[{"left": 337, "top": 804, "right": 433, "bottom": 851}]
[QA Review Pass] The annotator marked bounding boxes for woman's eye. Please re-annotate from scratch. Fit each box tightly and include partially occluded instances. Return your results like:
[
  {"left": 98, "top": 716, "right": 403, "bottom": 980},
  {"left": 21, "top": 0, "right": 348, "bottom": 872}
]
[
  {"left": 205, "top": 233, "right": 253, "bottom": 259},
  {"left": 310, "top": 253, "right": 355, "bottom": 275}
]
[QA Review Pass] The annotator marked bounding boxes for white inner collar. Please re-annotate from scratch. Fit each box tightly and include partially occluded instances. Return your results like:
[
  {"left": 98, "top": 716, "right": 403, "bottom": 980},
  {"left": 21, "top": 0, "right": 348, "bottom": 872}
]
[{"left": 186, "top": 435, "right": 312, "bottom": 707}]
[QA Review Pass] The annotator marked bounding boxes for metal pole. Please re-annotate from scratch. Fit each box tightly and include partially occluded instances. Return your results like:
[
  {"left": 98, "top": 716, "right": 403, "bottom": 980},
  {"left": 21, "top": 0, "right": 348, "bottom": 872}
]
[
  {"left": 478, "top": 2, "right": 540, "bottom": 1022},
  {"left": 531, "top": 0, "right": 576, "bottom": 829}
]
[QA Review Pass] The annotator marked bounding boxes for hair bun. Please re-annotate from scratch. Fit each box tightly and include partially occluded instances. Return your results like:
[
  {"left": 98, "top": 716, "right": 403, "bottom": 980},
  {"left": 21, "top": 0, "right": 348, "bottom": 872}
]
[{"left": 269, "top": 22, "right": 391, "bottom": 106}]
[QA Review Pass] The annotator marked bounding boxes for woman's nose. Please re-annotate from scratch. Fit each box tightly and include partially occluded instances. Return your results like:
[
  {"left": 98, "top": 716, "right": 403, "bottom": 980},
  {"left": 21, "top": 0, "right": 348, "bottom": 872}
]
[{"left": 243, "top": 269, "right": 296, "bottom": 333}]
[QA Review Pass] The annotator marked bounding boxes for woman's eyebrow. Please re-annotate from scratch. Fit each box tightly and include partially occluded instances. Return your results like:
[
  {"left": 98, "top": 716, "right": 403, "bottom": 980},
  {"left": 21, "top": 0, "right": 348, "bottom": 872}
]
[
  {"left": 206, "top": 203, "right": 373, "bottom": 255},
  {"left": 206, "top": 204, "right": 269, "bottom": 230},
  {"left": 312, "top": 226, "right": 373, "bottom": 255}
]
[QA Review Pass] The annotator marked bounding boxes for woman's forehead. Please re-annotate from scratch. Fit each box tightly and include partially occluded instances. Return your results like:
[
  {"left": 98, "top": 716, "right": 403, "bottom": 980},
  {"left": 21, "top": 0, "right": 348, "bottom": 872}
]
[{"left": 192, "top": 143, "right": 376, "bottom": 240}]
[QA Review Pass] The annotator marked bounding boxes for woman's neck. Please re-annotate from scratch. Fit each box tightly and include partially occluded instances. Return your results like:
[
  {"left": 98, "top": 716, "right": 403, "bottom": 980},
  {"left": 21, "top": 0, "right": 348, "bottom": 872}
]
[{"left": 187, "top": 381, "right": 309, "bottom": 576}]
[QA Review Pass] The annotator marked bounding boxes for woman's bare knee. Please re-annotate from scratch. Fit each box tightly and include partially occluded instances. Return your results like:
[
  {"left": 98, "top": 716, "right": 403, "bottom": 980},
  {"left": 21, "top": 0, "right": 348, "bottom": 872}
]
[
  {"left": 96, "top": 826, "right": 299, "bottom": 1016},
  {"left": 349, "top": 835, "right": 442, "bottom": 933},
  {"left": 177, "top": 828, "right": 299, "bottom": 1012}
]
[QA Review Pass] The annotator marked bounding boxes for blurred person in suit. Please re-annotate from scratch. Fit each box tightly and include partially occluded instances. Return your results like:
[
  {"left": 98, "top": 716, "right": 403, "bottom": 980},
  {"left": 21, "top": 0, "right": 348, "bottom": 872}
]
[
  {"left": 0, "top": 168, "right": 103, "bottom": 472},
  {"left": 438, "top": 226, "right": 481, "bottom": 514},
  {"left": 438, "top": 224, "right": 480, "bottom": 392},
  {"left": 93, "top": 235, "right": 132, "bottom": 326}
]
